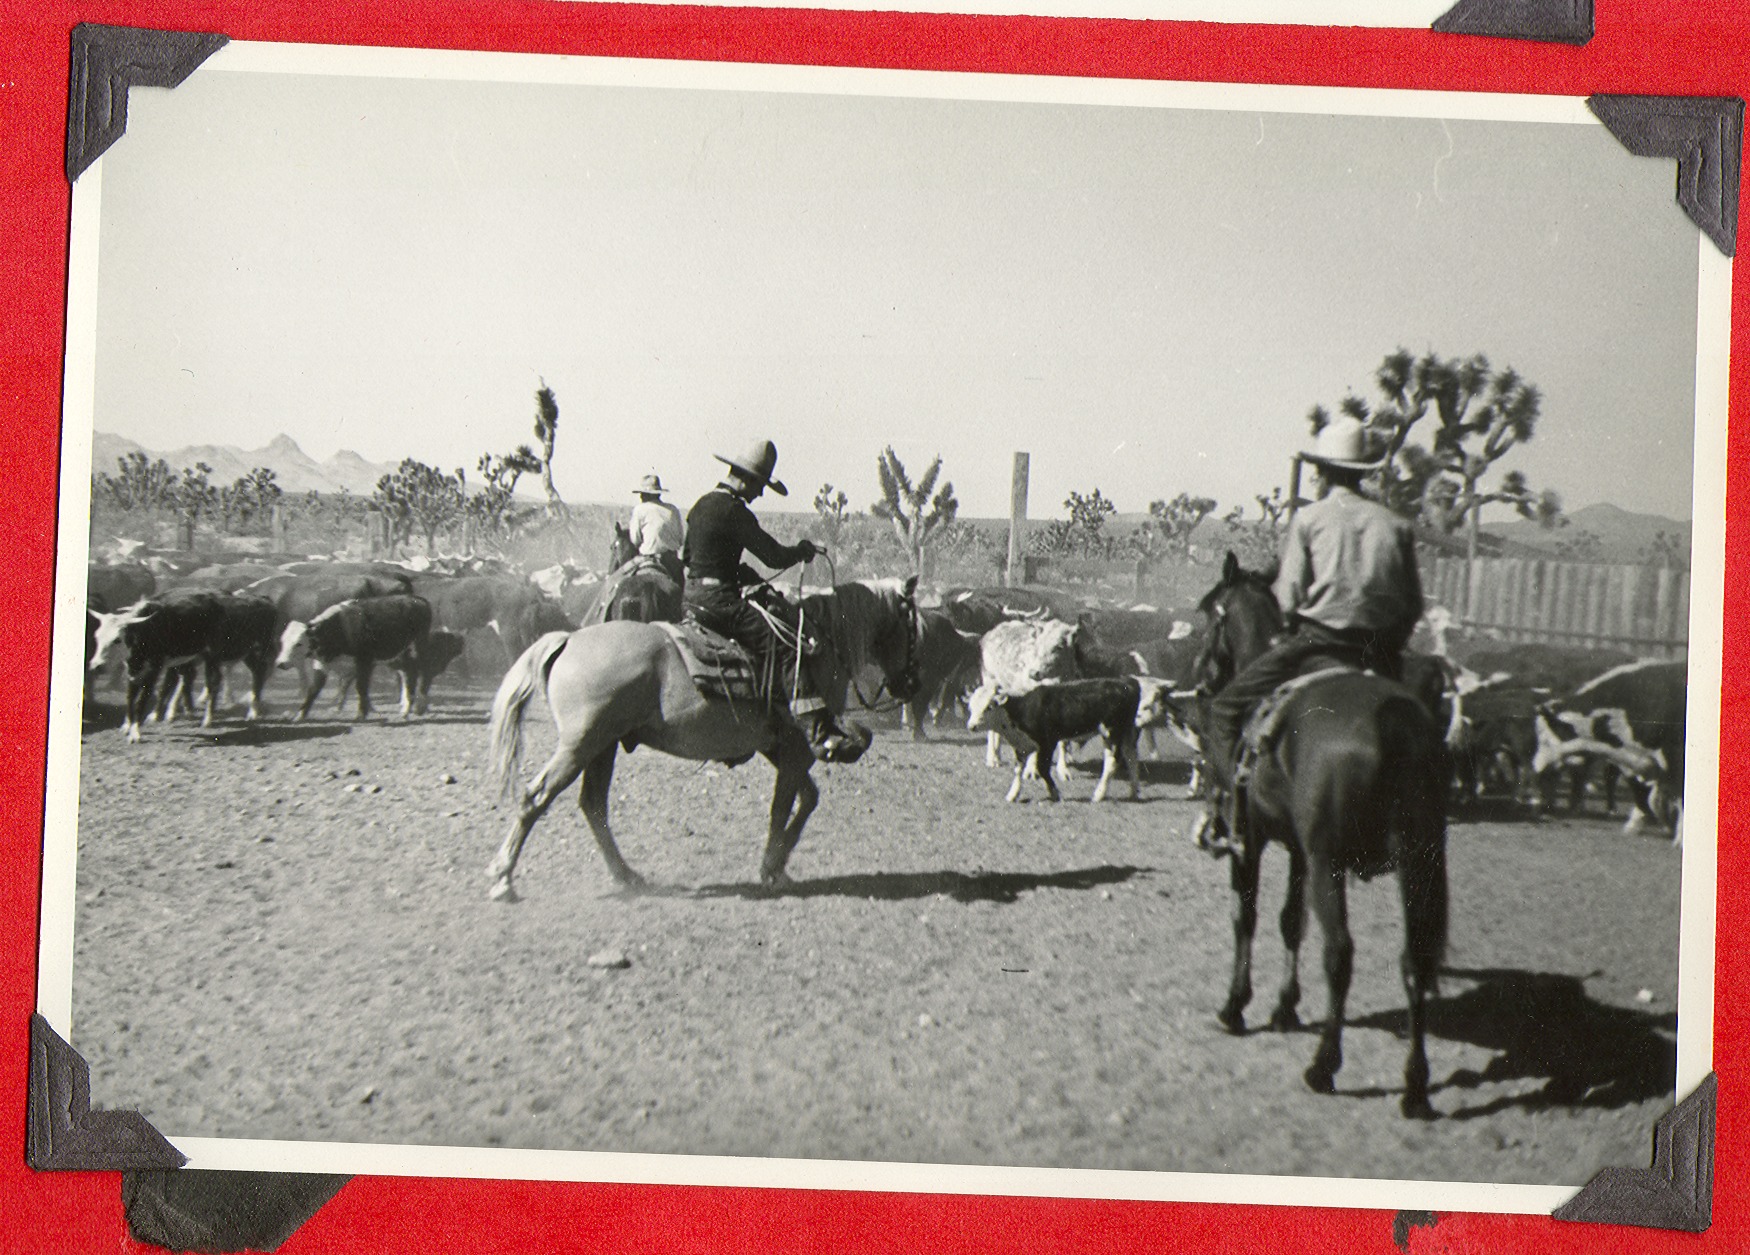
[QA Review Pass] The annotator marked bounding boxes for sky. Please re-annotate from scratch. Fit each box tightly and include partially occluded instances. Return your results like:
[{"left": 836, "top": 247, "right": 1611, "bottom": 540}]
[{"left": 90, "top": 59, "right": 1702, "bottom": 525}]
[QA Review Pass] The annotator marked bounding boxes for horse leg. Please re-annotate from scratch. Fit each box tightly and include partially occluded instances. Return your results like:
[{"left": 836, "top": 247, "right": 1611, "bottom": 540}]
[
  {"left": 759, "top": 732, "right": 819, "bottom": 886},
  {"left": 487, "top": 741, "right": 589, "bottom": 901},
  {"left": 579, "top": 743, "right": 645, "bottom": 891},
  {"left": 1268, "top": 843, "right": 1308, "bottom": 1031},
  {"left": 1304, "top": 856, "right": 1353, "bottom": 1094},
  {"left": 1218, "top": 840, "right": 1263, "bottom": 1034}
]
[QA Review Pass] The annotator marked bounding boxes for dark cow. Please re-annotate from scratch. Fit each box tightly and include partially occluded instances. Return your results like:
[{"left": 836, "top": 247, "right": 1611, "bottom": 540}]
[
  {"left": 401, "top": 629, "right": 469, "bottom": 714},
  {"left": 940, "top": 585, "right": 1087, "bottom": 633},
  {"left": 88, "top": 590, "right": 278, "bottom": 740},
  {"left": 966, "top": 676, "right": 1173, "bottom": 803},
  {"left": 87, "top": 561, "right": 156, "bottom": 613},
  {"left": 1533, "top": 659, "right": 1688, "bottom": 836},
  {"left": 900, "top": 610, "right": 985, "bottom": 739},
  {"left": 276, "top": 595, "right": 434, "bottom": 720},
  {"left": 330, "top": 626, "right": 470, "bottom": 716},
  {"left": 169, "top": 561, "right": 288, "bottom": 593},
  {"left": 411, "top": 574, "right": 545, "bottom": 665}
]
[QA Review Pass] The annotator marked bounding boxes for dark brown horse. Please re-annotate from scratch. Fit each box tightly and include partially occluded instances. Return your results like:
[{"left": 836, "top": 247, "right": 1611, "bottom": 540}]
[
  {"left": 488, "top": 577, "right": 921, "bottom": 900},
  {"left": 1196, "top": 553, "right": 1449, "bottom": 1118},
  {"left": 582, "top": 522, "right": 682, "bottom": 625}
]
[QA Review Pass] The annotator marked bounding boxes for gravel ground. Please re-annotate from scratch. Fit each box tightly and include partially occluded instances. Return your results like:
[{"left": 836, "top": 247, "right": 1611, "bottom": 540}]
[{"left": 68, "top": 676, "right": 1681, "bottom": 1186}]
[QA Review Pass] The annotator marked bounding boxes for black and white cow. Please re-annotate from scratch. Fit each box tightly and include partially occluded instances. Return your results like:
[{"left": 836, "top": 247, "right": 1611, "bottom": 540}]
[
  {"left": 276, "top": 594, "right": 433, "bottom": 721},
  {"left": 966, "top": 676, "right": 1174, "bottom": 803},
  {"left": 1533, "top": 659, "right": 1688, "bottom": 836},
  {"left": 88, "top": 589, "right": 278, "bottom": 740}
]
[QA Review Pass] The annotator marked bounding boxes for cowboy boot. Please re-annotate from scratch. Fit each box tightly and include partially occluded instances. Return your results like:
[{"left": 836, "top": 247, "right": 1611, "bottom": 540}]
[{"left": 801, "top": 708, "right": 870, "bottom": 763}]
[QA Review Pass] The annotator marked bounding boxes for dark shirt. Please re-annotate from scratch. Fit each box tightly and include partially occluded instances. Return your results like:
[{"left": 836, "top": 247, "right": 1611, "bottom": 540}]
[{"left": 683, "top": 486, "right": 812, "bottom": 584}]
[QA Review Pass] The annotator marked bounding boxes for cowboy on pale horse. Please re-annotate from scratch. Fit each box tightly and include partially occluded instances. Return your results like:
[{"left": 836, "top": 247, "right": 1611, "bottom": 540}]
[
  {"left": 682, "top": 438, "right": 863, "bottom": 763},
  {"left": 1200, "top": 416, "right": 1425, "bottom": 853},
  {"left": 627, "top": 472, "right": 686, "bottom": 587}
]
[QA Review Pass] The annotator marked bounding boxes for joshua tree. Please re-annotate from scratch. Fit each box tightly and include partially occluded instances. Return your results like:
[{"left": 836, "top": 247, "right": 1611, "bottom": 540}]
[
  {"left": 532, "top": 381, "right": 568, "bottom": 522},
  {"left": 873, "top": 448, "right": 958, "bottom": 576}
]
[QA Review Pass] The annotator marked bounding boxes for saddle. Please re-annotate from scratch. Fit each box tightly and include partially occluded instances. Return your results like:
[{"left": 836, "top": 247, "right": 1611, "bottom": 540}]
[
  {"left": 654, "top": 619, "right": 775, "bottom": 708},
  {"left": 1234, "top": 665, "right": 1360, "bottom": 780},
  {"left": 1206, "top": 665, "right": 1366, "bottom": 859}
]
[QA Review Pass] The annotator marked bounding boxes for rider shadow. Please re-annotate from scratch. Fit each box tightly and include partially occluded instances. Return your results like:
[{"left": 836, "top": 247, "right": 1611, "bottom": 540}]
[
  {"left": 1346, "top": 966, "right": 1676, "bottom": 1115},
  {"left": 695, "top": 864, "right": 1149, "bottom": 905}
]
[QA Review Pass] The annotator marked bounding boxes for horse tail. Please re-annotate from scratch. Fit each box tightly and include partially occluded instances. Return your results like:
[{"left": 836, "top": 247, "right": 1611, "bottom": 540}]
[
  {"left": 489, "top": 630, "right": 572, "bottom": 800},
  {"left": 1382, "top": 695, "right": 1449, "bottom": 990}
]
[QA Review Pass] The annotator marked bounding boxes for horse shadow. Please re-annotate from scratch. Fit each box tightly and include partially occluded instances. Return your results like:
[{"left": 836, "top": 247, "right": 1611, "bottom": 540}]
[
  {"left": 696, "top": 863, "right": 1150, "bottom": 905},
  {"left": 1347, "top": 966, "right": 1677, "bottom": 1115}
]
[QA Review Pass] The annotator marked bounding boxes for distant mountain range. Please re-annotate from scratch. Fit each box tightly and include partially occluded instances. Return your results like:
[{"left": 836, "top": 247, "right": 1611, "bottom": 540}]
[
  {"left": 90, "top": 433, "right": 409, "bottom": 497},
  {"left": 1484, "top": 502, "right": 1691, "bottom": 563}
]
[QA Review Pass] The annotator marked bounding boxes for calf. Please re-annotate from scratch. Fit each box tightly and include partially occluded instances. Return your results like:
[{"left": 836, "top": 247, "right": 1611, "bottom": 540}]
[
  {"left": 967, "top": 676, "right": 1172, "bottom": 803},
  {"left": 977, "top": 617, "right": 1083, "bottom": 772},
  {"left": 399, "top": 628, "right": 468, "bottom": 715},
  {"left": 276, "top": 594, "right": 433, "bottom": 720}
]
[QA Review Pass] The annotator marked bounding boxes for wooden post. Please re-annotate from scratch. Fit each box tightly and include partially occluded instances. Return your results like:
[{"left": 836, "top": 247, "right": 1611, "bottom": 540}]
[
  {"left": 1288, "top": 455, "right": 1304, "bottom": 518},
  {"left": 1005, "top": 452, "right": 1029, "bottom": 587}
]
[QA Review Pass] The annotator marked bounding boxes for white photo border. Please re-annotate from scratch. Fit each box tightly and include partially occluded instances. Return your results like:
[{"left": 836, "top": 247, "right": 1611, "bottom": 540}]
[{"left": 40, "top": 41, "right": 1729, "bottom": 1217}]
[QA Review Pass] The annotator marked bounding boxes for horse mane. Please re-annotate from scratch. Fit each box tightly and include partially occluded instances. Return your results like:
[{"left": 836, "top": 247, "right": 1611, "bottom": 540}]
[{"left": 803, "top": 578, "right": 911, "bottom": 675}]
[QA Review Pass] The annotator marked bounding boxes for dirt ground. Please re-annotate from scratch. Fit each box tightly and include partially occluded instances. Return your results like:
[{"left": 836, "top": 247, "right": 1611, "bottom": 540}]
[{"left": 66, "top": 673, "right": 1682, "bottom": 1187}]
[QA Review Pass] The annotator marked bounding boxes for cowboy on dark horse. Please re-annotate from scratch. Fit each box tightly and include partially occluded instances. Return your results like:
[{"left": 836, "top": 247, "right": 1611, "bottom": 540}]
[
  {"left": 627, "top": 473, "right": 686, "bottom": 584},
  {"left": 1201, "top": 415, "right": 1425, "bottom": 852},
  {"left": 682, "top": 438, "right": 863, "bottom": 763}
]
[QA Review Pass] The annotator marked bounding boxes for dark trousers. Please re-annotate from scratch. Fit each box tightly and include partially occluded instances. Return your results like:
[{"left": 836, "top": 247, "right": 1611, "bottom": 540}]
[
  {"left": 684, "top": 584, "right": 823, "bottom": 712},
  {"left": 1205, "top": 619, "right": 1399, "bottom": 788}
]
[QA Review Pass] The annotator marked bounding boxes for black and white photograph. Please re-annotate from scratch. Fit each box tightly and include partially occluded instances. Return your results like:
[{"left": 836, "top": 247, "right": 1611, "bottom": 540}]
[{"left": 42, "top": 44, "right": 1725, "bottom": 1211}]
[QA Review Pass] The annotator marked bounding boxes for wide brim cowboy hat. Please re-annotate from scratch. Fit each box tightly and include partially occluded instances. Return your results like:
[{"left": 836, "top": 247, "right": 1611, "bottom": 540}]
[
  {"left": 714, "top": 439, "right": 788, "bottom": 496},
  {"left": 634, "top": 474, "right": 666, "bottom": 497},
  {"left": 1301, "top": 416, "right": 1387, "bottom": 473}
]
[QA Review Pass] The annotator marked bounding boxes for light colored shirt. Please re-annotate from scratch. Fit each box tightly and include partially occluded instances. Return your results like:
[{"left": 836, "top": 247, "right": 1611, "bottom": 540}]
[
  {"left": 630, "top": 498, "right": 685, "bottom": 556},
  {"left": 1273, "top": 485, "right": 1423, "bottom": 647}
]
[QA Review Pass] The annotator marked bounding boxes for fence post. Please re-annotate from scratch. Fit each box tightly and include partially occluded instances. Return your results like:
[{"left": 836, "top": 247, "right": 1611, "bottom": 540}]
[{"left": 1006, "top": 452, "right": 1029, "bottom": 587}]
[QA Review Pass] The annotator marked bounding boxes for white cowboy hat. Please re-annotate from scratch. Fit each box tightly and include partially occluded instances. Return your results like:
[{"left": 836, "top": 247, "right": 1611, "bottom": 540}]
[
  {"left": 714, "top": 439, "right": 788, "bottom": 496},
  {"left": 634, "top": 474, "right": 666, "bottom": 497},
  {"left": 1303, "top": 416, "right": 1386, "bottom": 472}
]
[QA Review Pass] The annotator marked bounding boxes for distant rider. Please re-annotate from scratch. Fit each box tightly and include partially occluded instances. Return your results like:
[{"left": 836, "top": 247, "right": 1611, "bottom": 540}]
[
  {"left": 1201, "top": 416, "right": 1425, "bottom": 849},
  {"left": 682, "top": 439, "right": 862, "bottom": 762},
  {"left": 629, "top": 473, "right": 686, "bottom": 587}
]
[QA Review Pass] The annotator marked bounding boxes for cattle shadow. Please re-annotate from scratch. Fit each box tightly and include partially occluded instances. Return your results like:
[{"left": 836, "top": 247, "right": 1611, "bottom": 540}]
[
  {"left": 194, "top": 723, "right": 352, "bottom": 747},
  {"left": 695, "top": 863, "right": 1150, "bottom": 904},
  {"left": 1346, "top": 966, "right": 1676, "bottom": 1115}
]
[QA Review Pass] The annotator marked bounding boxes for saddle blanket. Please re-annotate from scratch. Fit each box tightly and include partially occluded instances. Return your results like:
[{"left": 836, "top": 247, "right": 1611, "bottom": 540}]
[{"left": 654, "top": 620, "right": 769, "bottom": 707}]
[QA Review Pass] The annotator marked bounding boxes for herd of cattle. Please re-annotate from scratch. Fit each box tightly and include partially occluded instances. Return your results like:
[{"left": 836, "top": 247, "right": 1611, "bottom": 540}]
[{"left": 80, "top": 545, "right": 1689, "bottom": 836}]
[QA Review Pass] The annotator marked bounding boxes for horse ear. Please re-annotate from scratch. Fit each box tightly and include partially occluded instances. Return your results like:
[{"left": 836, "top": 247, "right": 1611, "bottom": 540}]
[
  {"left": 903, "top": 574, "right": 918, "bottom": 598},
  {"left": 1222, "top": 551, "right": 1239, "bottom": 581}
]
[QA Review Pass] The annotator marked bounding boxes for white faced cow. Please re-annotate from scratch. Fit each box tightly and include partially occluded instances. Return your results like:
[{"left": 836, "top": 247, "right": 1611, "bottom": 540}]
[
  {"left": 88, "top": 590, "right": 278, "bottom": 741},
  {"left": 276, "top": 594, "right": 433, "bottom": 721},
  {"left": 1532, "top": 659, "right": 1688, "bottom": 839}
]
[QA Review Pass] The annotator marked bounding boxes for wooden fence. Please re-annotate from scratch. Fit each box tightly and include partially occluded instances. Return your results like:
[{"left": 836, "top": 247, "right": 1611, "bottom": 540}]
[{"left": 1425, "top": 556, "right": 1689, "bottom": 658}]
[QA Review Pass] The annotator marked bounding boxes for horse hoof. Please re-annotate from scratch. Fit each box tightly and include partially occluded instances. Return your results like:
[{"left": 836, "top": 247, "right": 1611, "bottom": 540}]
[
  {"left": 1217, "top": 1007, "right": 1246, "bottom": 1036},
  {"left": 1268, "top": 1007, "right": 1301, "bottom": 1033},
  {"left": 1303, "top": 1064, "right": 1337, "bottom": 1095},
  {"left": 488, "top": 880, "right": 518, "bottom": 903},
  {"left": 1402, "top": 1094, "right": 1436, "bottom": 1121},
  {"left": 759, "top": 870, "right": 795, "bottom": 892}
]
